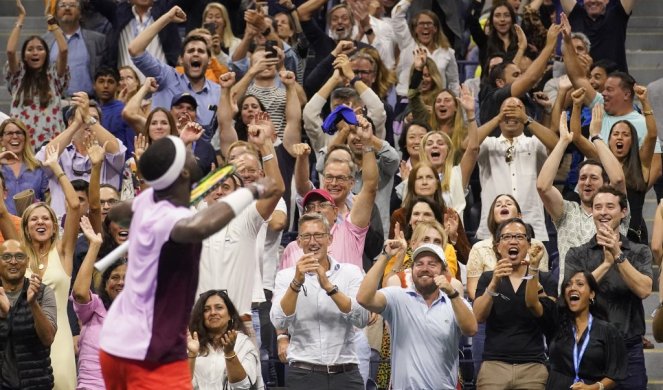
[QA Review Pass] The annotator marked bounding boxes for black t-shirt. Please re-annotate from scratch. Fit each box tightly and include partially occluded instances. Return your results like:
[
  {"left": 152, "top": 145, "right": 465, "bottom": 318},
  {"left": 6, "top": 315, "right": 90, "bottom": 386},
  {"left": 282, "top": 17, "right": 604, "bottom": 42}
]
[
  {"left": 568, "top": 2, "right": 630, "bottom": 72},
  {"left": 476, "top": 270, "right": 557, "bottom": 364},
  {"left": 565, "top": 235, "right": 653, "bottom": 340}
]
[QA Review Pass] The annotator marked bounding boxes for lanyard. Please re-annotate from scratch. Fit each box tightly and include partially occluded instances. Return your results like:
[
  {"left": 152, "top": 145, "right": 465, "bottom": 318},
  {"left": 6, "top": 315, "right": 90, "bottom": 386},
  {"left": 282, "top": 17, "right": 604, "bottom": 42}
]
[{"left": 572, "top": 314, "right": 593, "bottom": 383}]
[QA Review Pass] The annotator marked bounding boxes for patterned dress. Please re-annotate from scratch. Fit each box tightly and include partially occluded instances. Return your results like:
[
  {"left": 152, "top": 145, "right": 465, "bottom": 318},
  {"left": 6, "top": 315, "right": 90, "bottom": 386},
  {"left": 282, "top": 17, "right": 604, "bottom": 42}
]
[{"left": 4, "top": 62, "right": 69, "bottom": 148}]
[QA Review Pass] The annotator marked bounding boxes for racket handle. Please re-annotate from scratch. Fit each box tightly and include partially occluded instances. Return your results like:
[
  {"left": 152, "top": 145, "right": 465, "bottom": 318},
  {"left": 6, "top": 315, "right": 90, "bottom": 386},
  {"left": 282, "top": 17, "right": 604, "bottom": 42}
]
[{"left": 95, "top": 241, "right": 130, "bottom": 272}]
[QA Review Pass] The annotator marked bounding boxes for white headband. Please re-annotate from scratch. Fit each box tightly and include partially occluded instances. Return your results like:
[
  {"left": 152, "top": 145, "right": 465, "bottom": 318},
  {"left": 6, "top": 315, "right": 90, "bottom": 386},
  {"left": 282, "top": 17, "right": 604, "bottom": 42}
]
[{"left": 145, "top": 136, "right": 186, "bottom": 190}]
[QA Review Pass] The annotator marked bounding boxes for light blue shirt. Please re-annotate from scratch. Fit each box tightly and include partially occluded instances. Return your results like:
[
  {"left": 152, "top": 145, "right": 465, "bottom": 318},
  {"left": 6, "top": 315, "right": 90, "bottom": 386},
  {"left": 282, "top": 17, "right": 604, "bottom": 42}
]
[
  {"left": 591, "top": 93, "right": 662, "bottom": 152},
  {"left": 49, "top": 28, "right": 93, "bottom": 96},
  {"left": 381, "top": 286, "right": 471, "bottom": 390},
  {"left": 131, "top": 51, "right": 220, "bottom": 126}
]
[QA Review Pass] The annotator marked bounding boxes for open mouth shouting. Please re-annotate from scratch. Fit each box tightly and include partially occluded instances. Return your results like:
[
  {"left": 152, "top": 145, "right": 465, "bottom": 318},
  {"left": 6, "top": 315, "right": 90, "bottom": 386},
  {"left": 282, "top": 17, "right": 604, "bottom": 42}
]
[{"left": 507, "top": 247, "right": 520, "bottom": 261}]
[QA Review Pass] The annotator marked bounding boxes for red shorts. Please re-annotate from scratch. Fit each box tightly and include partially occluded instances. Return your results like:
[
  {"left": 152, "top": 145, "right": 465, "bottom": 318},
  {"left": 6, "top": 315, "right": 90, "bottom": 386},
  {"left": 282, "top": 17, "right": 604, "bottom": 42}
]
[{"left": 100, "top": 349, "right": 192, "bottom": 390}]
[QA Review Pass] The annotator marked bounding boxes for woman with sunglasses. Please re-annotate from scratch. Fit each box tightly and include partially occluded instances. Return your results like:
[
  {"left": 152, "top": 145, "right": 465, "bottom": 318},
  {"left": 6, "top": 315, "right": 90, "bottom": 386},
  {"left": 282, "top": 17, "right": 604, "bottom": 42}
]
[
  {"left": 187, "top": 290, "right": 264, "bottom": 389},
  {"left": 72, "top": 216, "right": 126, "bottom": 390}
]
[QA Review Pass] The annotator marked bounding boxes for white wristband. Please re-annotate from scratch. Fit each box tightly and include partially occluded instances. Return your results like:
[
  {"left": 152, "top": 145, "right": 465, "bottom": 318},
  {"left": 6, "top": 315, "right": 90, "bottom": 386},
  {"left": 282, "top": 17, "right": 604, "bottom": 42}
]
[
  {"left": 262, "top": 153, "right": 274, "bottom": 162},
  {"left": 276, "top": 334, "right": 290, "bottom": 341},
  {"left": 220, "top": 188, "right": 254, "bottom": 216}
]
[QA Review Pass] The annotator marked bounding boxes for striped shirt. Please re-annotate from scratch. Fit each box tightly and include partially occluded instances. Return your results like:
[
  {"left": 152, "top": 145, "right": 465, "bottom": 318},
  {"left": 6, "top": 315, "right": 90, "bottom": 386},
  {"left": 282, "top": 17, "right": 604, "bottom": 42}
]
[{"left": 246, "top": 84, "right": 287, "bottom": 140}]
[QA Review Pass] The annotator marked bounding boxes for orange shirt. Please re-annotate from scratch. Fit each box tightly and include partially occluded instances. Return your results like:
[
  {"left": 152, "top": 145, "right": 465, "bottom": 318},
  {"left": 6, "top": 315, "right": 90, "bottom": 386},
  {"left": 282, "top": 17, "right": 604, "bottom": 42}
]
[
  {"left": 0, "top": 214, "right": 23, "bottom": 244},
  {"left": 175, "top": 57, "right": 228, "bottom": 84}
]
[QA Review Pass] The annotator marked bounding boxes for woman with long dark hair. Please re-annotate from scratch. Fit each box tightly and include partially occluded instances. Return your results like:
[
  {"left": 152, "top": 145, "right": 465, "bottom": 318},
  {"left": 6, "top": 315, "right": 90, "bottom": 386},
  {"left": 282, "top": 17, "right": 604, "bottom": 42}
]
[
  {"left": 5, "top": 0, "right": 69, "bottom": 147},
  {"left": 525, "top": 265, "right": 627, "bottom": 389},
  {"left": 187, "top": 290, "right": 264, "bottom": 389},
  {"left": 467, "top": 1, "right": 527, "bottom": 70},
  {"left": 72, "top": 216, "right": 127, "bottom": 389}
]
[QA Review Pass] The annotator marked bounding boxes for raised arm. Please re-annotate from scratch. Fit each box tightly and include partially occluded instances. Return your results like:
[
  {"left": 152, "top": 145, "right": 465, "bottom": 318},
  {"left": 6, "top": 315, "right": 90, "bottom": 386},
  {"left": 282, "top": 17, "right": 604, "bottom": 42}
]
[
  {"left": 246, "top": 114, "right": 285, "bottom": 220},
  {"left": 77, "top": 93, "right": 120, "bottom": 154},
  {"left": 652, "top": 201, "right": 663, "bottom": 265},
  {"left": 537, "top": 112, "right": 571, "bottom": 223},
  {"left": 0, "top": 169, "right": 18, "bottom": 241},
  {"left": 634, "top": 86, "right": 657, "bottom": 185},
  {"left": 510, "top": 24, "right": 561, "bottom": 98},
  {"left": 281, "top": 70, "right": 302, "bottom": 156},
  {"left": 86, "top": 138, "right": 105, "bottom": 234},
  {"left": 590, "top": 104, "right": 627, "bottom": 194},
  {"left": 292, "top": 143, "right": 313, "bottom": 197},
  {"left": 560, "top": 0, "right": 577, "bottom": 14},
  {"left": 621, "top": 0, "right": 636, "bottom": 14},
  {"left": 128, "top": 6, "right": 186, "bottom": 57},
  {"left": 6, "top": 0, "right": 26, "bottom": 75},
  {"left": 459, "top": 84, "right": 479, "bottom": 190},
  {"left": 295, "top": 0, "right": 327, "bottom": 21},
  {"left": 43, "top": 144, "right": 80, "bottom": 277},
  {"left": 357, "top": 236, "right": 406, "bottom": 313},
  {"left": 122, "top": 78, "right": 155, "bottom": 135},
  {"left": 349, "top": 117, "right": 379, "bottom": 228},
  {"left": 560, "top": 13, "right": 596, "bottom": 105},
  {"left": 49, "top": 15, "right": 69, "bottom": 77},
  {"left": 565, "top": 88, "right": 596, "bottom": 160},
  {"left": 524, "top": 245, "right": 546, "bottom": 317},
  {"left": 72, "top": 216, "right": 102, "bottom": 304},
  {"left": 217, "top": 72, "right": 239, "bottom": 159}
]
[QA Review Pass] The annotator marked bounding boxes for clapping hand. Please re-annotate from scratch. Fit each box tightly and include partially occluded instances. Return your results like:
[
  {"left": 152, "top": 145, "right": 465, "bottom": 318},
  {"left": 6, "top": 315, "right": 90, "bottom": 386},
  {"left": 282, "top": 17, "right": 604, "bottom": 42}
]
[
  {"left": 220, "top": 329, "right": 238, "bottom": 355},
  {"left": 85, "top": 135, "right": 107, "bottom": 167}
]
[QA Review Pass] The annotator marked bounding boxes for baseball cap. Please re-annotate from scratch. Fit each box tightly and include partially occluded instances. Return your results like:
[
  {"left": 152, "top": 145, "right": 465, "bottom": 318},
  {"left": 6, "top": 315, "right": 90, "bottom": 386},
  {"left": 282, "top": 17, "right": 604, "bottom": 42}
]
[
  {"left": 171, "top": 93, "right": 198, "bottom": 109},
  {"left": 411, "top": 243, "right": 448, "bottom": 268},
  {"left": 302, "top": 189, "right": 335, "bottom": 207}
]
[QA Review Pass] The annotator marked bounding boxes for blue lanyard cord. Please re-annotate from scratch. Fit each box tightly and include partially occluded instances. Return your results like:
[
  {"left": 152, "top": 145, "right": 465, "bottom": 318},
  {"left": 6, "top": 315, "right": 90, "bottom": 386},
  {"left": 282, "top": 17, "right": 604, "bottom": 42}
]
[{"left": 572, "top": 314, "right": 593, "bottom": 383}]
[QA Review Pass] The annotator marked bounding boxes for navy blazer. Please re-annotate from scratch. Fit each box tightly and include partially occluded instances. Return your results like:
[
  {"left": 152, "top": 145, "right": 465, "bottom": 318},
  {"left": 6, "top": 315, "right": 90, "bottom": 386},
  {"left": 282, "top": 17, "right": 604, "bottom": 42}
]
[{"left": 91, "top": 0, "right": 185, "bottom": 68}]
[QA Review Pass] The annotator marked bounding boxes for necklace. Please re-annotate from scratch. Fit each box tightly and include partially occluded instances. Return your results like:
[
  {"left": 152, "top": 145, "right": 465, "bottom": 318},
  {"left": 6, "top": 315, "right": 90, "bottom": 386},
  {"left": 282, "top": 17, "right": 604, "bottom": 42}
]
[{"left": 36, "top": 249, "right": 47, "bottom": 270}]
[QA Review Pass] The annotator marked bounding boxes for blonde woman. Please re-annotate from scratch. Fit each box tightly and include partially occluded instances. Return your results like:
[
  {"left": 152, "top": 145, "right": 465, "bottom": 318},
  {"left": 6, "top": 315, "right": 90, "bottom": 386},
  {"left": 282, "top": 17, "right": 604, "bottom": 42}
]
[
  {"left": 203, "top": 2, "right": 241, "bottom": 65},
  {"left": 21, "top": 143, "right": 80, "bottom": 390}
]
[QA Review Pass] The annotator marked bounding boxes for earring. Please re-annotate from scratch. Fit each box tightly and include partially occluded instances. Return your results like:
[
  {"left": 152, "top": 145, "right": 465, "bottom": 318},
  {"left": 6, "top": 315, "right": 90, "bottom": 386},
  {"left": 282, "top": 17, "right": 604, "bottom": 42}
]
[{"left": 590, "top": 298, "right": 595, "bottom": 305}]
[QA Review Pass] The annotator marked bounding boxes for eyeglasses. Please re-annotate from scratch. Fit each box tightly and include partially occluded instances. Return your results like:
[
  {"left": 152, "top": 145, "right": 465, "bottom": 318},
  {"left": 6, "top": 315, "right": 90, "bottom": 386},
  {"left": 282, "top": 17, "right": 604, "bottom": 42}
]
[
  {"left": 298, "top": 233, "right": 329, "bottom": 241},
  {"left": 57, "top": 2, "right": 79, "bottom": 8},
  {"left": 323, "top": 174, "right": 351, "bottom": 184},
  {"left": 2, "top": 131, "right": 25, "bottom": 138},
  {"left": 304, "top": 202, "right": 333, "bottom": 213},
  {"left": 1, "top": 253, "right": 27, "bottom": 262},
  {"left": 499, "top": 233, "right": 527, "bottom": 242},
  {"left": 416, "top": 21, "right": 434, "bottom": 28},
  {"left": 505, "top": 145, "right": 515, "bottom": 164},
  {"left": 72, "top": 154, "right": 91, "bottom": 176},
  {"left": 101, "top": 199, "right": 119, "bottom": 206}
]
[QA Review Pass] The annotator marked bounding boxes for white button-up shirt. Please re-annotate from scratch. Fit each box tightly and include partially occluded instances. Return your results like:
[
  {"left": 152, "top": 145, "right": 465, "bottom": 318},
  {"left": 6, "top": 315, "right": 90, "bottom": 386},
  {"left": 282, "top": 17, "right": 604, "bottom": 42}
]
[
  {"left": 476, "top": 134, "right": 549, "bottom": 240},
  {"left": 270, "top": 257, "right": 369, "bottom": 365}
]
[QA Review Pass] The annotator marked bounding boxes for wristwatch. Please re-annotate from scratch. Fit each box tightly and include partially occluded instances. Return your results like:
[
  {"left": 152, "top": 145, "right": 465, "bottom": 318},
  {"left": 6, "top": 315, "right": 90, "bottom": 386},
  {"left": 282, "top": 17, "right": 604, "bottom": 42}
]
[
  {"left": 590, "top": 134, "right": 603, "bottom": 143},
  {"left": 326, "top": 285, "right": 339, "bottom": 296},
  {"left": 446, "top": 290, "right": 460, "bottom": 299},
  {"left": 614, "top": 252, "right": 627, "bottom": 264},
  {"left": 524, "top": 116, "right": 533, "bottom": 128}
]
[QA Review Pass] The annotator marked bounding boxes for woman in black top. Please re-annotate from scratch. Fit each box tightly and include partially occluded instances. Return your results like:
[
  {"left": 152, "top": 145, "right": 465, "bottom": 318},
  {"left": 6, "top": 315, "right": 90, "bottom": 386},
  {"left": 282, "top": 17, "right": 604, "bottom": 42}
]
[{"left": 525, "top": 264, "right": 627, "bottom": 389}]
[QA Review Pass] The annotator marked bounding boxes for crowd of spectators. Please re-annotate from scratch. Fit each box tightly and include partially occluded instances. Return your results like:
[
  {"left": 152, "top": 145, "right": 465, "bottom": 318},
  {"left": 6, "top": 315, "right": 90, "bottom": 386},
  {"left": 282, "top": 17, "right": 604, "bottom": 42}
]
[{"left": 1, "top": 0, "right": 663, "bottom": 389}]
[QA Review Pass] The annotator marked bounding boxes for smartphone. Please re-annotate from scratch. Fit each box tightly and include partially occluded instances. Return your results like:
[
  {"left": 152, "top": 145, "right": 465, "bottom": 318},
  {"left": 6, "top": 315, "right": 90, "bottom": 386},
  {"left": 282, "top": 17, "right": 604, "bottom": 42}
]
[
  {"left": 203, "top": 22, "right": 217, "bottom": 34},
  {"left": 265, "top": 40, "right": 277, "bottom": 58}
]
